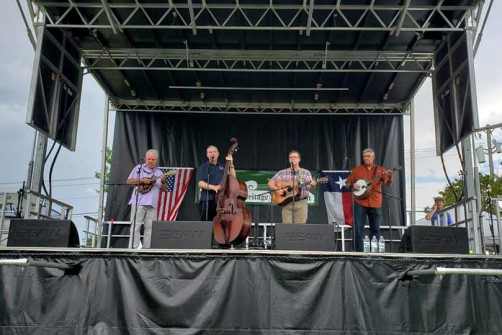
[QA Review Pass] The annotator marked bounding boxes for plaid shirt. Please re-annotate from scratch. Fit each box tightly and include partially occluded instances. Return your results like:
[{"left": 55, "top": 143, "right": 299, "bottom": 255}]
[{"left": 271, "top": 168, "right": 313, "bottom": 199}]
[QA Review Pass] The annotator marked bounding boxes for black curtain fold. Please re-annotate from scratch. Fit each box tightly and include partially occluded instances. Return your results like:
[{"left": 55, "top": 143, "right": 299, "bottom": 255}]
[{"left": 106, "top": 112, "right": 406, "bottom": 226}]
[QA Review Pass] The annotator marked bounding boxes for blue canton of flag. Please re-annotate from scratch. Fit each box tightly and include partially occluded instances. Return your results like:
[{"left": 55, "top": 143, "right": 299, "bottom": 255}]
[{"left": 165, "top": 174, "right": 176, "bottom": 192}]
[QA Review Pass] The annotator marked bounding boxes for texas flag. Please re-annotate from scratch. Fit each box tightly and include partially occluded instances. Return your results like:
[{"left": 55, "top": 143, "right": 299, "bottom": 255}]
[{"left": 322, "top": 171, "right": 353, "bottom": 226}]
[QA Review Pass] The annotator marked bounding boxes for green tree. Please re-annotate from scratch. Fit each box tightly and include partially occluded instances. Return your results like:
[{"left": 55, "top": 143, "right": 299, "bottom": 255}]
[
  {"left": 423, "top": 173, "right": 502, "bottom": 214},
  {"left": 95, "top": 147, "right": 112, "bottom": 193}
]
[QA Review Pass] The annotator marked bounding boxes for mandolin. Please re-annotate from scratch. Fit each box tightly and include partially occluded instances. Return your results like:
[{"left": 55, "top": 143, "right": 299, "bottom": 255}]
[{"left": 136, "top": 169, "right": 176, "bottom": 194}]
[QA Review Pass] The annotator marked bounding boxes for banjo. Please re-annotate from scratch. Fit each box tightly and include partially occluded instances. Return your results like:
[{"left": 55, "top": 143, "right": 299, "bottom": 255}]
[{"left": 352, "top": 166, "right": 401, "bottom": 199}]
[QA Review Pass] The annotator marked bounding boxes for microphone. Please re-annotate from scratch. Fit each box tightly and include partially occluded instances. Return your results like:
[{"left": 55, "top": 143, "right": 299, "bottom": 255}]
[
  {"left": 140, "top": 158, "right": 145, "bottom": 163},
  {"left": 343, "top": 156, "right": 351, "bottom": 168}
]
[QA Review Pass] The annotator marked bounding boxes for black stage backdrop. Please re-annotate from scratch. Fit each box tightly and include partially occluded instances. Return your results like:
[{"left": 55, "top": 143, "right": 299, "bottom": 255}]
[
  {"left": 0, "top": 251, "right": 501, "bottom": 334},
  {"left": 106, "top": 112, "right": 405, "bottom": 225}
]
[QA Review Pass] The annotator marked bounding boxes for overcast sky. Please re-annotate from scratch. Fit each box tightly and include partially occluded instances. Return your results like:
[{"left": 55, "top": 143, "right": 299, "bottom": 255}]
[{"left": 1, "top": 2, "right": 502, "bottom": 233}]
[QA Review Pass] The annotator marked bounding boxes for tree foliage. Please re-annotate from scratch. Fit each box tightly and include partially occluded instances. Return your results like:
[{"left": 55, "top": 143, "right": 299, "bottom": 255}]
[
  {"left": 94, "top": 147, "right": 112, "bottom": 193},
  {"left": 424, "top": 173, "right": 502, "bottom": 214}
]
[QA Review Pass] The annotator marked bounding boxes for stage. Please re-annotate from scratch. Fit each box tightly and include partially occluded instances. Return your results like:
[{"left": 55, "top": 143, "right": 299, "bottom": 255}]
[{"left": 1, "top": 248, "right": 501, "bottom": 334}]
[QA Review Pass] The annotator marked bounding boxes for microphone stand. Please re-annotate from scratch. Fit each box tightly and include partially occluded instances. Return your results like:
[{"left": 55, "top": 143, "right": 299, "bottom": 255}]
[
  {"left": 199, "top": 157, "right": 216, "bottom": 222},
  {"left": 291, "top": 162, "right": 296, "bottom": 225},
  {"left": 344, "top": 157, "right": 357, "bottom": 252},
  {"left": 205, "top": 170, "right": 210, "bottom": 221},
  {"left": 129, "top": 161, "right": 143, "bottom": 249},
  {"left": 366, "top": 187, "right": 401, "bottom": 252}
]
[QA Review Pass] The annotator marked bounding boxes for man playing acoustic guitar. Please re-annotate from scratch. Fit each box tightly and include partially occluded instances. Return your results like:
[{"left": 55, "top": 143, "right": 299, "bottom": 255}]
[
  {"left": 346, "top": 148, "right": 393, "bottom": 252},
  {"left": 268, "top": 150, "right": 317, "bottom": 224},
  {"left": 126, "top": 149, "right": 168, "bottom": 249}
]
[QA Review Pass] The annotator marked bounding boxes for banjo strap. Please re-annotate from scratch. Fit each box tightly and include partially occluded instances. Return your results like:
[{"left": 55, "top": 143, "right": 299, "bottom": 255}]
[{"left": 371, "top": 165, "right": 378, "bottom": 181}]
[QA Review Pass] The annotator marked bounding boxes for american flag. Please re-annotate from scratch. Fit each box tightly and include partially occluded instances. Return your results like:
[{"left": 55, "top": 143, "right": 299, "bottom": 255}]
[
  {"left": 322, "top": 171, "right": 353, "bottom": 226},
  {"left": 156, "top": 167, "right": 194, "bottom": 221}
]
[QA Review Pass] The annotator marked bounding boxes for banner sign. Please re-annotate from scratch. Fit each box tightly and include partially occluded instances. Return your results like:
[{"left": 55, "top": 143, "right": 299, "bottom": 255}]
[{"left": 196, "top": 169, "right": 321, "bottom": 206}]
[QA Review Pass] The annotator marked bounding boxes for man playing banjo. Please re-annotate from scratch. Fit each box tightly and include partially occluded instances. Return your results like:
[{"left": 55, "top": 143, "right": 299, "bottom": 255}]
[{"left": 346, "top": 148, "right": 393, "bottom": 252}]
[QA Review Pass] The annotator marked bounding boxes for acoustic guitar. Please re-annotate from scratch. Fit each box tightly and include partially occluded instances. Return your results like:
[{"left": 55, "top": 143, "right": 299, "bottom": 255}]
[
  {"left": 272, "top": 177, "right": 328, "bottom": 206},
  {"left": 136, "top": 169, "right": 176, "bottom": 194}
]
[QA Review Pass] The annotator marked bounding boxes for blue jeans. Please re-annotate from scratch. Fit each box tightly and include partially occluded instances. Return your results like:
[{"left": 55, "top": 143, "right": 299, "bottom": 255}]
[{"left": 353, "top": 202, "right": 382, "bottom": 252}]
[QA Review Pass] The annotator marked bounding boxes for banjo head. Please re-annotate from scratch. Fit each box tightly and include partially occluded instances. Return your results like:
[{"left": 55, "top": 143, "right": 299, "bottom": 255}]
[{"left": 353, "top": 179, "right": 369, "bottom": 198}]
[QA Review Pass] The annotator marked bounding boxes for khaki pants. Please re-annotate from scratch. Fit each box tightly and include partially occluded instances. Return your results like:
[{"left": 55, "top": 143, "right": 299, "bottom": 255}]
[{"left": 281, "top": 199, "right": 308, "bottom": 224}]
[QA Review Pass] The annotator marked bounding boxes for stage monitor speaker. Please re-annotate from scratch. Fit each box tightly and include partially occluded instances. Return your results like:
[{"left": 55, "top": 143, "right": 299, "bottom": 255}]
[
  {"left": 400, "top": 226, "right": 468, "bottom": 254},
  {"left": 7, "top": 219, "right": 80, "bottom": 247},
  {"left": 151, "top": 221, "right": 212, "bottom": 249},
  {"left": 275, "top": 223, "right": 335, "bottom": 251}
]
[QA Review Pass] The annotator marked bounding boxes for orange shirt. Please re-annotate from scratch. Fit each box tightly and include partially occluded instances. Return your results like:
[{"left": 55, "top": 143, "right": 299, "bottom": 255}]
[{"left": 346, "top": 164, "right": 391, "bottom": 208}]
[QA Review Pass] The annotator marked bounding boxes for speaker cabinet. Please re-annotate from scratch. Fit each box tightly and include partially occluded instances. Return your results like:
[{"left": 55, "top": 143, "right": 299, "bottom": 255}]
[
  {"left": 7, "top": 219, "right": 80, "bottom": 247},
  {"left": 400, "top": 226, "right": 468, "bottom": 254},
  {"left": 151, "top": 221, "right": 212, "bottom": 249},
  {"left": 275, "top": 223, "right": 335, "bottom": 251}
]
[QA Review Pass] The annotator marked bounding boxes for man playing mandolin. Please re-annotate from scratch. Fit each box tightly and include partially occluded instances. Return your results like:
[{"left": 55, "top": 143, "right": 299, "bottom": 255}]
[
  {"left": 126, "top": 149, "right": 168, "bottom": 249},
  {"left": 268, "top": 150, "right": 317, "bottom": 224},
  {"left": 346, "top": 148, "right": 393, "bottom": 252}
]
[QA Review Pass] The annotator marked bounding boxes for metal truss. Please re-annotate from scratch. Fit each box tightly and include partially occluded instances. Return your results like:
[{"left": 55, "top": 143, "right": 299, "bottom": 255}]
[
  {"left": 111, "top": 100, "right": 409, "bottom": 116},
  {"left": 83, "top": 49, "right": 434, "bottom": 73},
  {"left": 38, "top": 1, "right": 480, "bottom": 33}
]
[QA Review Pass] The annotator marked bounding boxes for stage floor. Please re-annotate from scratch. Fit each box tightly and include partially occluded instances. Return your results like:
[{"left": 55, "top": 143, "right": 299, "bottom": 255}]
[
  {"left": 2, "top": 246, "right": 502, "bottom": 257},
  {"left": 1, "top": 248, "right": 502, "bottom": 334}
]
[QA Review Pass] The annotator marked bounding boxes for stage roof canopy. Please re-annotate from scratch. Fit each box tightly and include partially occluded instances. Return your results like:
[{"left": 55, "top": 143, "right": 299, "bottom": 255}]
[{"left": 36, "top": 0, "right": 481, "bottom": 114}]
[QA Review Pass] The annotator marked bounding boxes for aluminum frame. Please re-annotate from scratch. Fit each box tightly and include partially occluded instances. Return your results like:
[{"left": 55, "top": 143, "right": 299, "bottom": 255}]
[
  {"left": 83, "top": 48, "right": 434, "bottom": 74},
  {"left": 38, "top": 1, "right": 479, "bottom": 33},
  {"left": 111, "top": 100, "right": 409, "bottom": 115}
]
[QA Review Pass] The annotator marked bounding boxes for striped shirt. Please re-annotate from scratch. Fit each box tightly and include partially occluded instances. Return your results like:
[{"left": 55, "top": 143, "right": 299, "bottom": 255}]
[{"left": 271, "top": 168, "right": 313, "bottom": 199}]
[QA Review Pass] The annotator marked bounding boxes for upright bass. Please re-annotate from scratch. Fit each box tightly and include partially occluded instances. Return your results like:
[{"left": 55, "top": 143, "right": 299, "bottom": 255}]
[{"left": 212, "top": 138, "right": 251, "bottom": 246}]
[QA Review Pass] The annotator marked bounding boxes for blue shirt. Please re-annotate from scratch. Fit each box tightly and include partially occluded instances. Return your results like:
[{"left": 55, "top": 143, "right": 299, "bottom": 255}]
[
  {"left": 197, "top": 161, "right": 226, "bottom": 202},
  {"left": 431, "top": 211, "right": 453, "bottom": 226}
]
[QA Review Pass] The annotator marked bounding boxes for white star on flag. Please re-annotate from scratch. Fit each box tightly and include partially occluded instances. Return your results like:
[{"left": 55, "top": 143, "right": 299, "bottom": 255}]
[{"left": 335, "top": 176, "right": 347, "bottom": 190}]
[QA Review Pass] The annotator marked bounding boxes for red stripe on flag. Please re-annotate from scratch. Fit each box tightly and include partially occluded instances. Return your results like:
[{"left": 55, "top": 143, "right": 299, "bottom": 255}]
[
  {"left": 168, "top": 171, "right": 184, "bottom": 221},
  {"left": 342, "top": 192, "right": 353, "bottom": 226},
  {"left": 156, "top": 168, "right": 194, "bottom": 221},
  {"left": 161, "top": 189, "right": 168, "bottom": 220},
  {"left": 170, "top": 169, "right": 193, "bottom": 220},
  {"left": 168, "top": 170, "right": 184, "bottom": 220}
]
